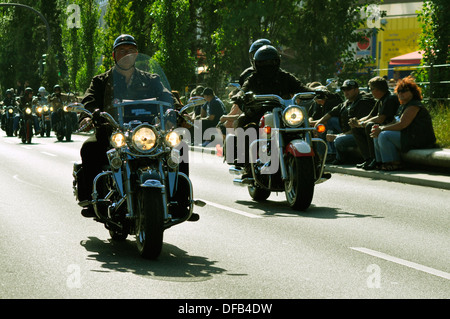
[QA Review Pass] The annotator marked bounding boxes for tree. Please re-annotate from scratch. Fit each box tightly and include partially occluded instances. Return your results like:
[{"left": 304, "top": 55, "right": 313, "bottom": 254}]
[
  {"left": 150, "top": 0, "right": 196, "bottom": 92},
  {"left": 416, "top": 0, "right": 450, "bottom": 101}
]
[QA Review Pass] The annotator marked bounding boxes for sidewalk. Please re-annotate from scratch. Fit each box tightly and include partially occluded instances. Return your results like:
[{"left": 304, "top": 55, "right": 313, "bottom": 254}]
[{"left": 190, "top": 144, "right": 450, "bottom": 190}]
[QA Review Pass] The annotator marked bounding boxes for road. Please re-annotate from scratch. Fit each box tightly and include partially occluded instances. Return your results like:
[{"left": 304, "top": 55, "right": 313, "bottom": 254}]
[{"left": 0, "top": 131, "right": 449, "bottom": 299}]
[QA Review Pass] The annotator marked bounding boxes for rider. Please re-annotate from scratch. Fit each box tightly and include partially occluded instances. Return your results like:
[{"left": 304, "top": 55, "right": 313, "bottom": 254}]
[
  {"left": 77, "top": 34, "right": 186, "bottom": 218},
  {"left": 239, "top": 38, "right": 271, "bottom": 86},
  {"left": 13, "top": 87, "right": 40, "bottom": 135},
  {"left": 49, "top": 84, "right": 77, "bottom": 131},
  {"left": 36, "top": 87, "right": 48, "bottom": 105},
  {"left": 1, "top": 89, "right": 16, "bottom": 129},
  {"left": 233, "top": 45, "right": 316, "bottom": 177}
]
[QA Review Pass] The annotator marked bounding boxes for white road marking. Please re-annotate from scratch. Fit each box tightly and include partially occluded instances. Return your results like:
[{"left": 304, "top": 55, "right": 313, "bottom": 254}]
[
  {"left": 41, "top": 151, "right": 57, "bottom": 157},
  {"left": 199, "top": 199, "right": 262, "bottom": 219},
  {"left": 350, "top": 247, "right": 450, "bottom": 280}
]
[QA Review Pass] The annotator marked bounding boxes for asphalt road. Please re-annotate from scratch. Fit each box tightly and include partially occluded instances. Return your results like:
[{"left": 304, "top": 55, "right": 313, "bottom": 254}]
[{"left": 0, "top": 131, "right": 449, "bottom": 299}]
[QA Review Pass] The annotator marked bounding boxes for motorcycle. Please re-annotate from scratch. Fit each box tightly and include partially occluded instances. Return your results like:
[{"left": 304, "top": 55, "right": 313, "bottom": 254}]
[
  {"left": 226, "top": 87, "right": 330, "bottom": 211},
  {"left": 36, "top": 104, "right": 53, "bottom": 137},
  {"left": 54, "top": 104, "right": 76, "bottom": 142},
  {"left": 1, "top": 105, "right": 17, "bottom": 137},
  {"left": 18, "top": 106, "right": 35, "bottom": 144},
  {"left": 70, "top": 54, "right": 204, "bottom": 259}
]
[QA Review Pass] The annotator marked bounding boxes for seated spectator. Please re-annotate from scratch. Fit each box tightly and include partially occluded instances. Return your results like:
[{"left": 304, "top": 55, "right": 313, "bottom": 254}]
[
  {"left": 350, "top": 76, "right": 400, "bottom": 170},
  {"left": 371, "top": 76, "right": 436, "bottom": 171},
  {"left": 314, "top": 79, "right": 375, "bottom": 164}
]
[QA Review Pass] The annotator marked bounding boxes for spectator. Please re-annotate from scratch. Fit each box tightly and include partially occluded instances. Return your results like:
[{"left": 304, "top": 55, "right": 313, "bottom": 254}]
[
  {"left": 314, "top": 79, "right": 375, "bottom": 164},
  {"left": 200, "top": 87, "right": 226, "bottom": 145},
  {"left": 350, "top": 76, "right": 400, "bottom": 170},
  {"left": 308, "top": 85, "right": 342, "bottom": 161},
  {"left": 371, "top": 76, "right": 436, "bottom": 171},
  {"left": 217, "top": 89, "right": 243, "bottom": 137}
]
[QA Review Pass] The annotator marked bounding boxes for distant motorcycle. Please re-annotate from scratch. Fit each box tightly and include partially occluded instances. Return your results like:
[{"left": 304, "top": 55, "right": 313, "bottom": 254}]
[
  {"left": 226, "top": 88, "right": 330, "bottom": 211},
  {"left": 54, "top": 105, "right": 75, "bottom": 141},
  {"left": 36, "top": 104, "right": 53, "bottom": 137},
  {"left": 1, "top": 105, "right": 17, "bottom": 137},
  {"left": 18, "top": 107, "right": 34, "bottom": 144}
]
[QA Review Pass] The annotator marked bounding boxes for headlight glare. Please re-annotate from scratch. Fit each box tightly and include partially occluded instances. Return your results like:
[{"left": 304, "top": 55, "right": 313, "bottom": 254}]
[
  {"left": 111, "top": 132, "right": 126, "bottom": 148},
  {"left": 165, "top": 131, "right": 181, "bottom": 147},
  {"left": 132, "top": 125, "right": 156, "bottom": 152},
  {"left": 283, "top": 106, "right": 304, "bottom": 127}
]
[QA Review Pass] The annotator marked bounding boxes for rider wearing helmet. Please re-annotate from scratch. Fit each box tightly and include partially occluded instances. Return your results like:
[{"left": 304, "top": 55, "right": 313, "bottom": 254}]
[
  {"left": 233, "top": 45, "right": 314, "bottom": 177},
  {"left": 239, "top": 38, "right": 271, "bottom": 86},
  {"left": 13, "top": 87, "right": 40, "bottom": 135},
  {"left": 77, "top": 34, "right": 181, "bottom": 218},
  {"left": 236, "top": 45, "right": 312, "bottom": 126},
  {"left": 49, "top": 84, "right": 77, "bottom": 131}
]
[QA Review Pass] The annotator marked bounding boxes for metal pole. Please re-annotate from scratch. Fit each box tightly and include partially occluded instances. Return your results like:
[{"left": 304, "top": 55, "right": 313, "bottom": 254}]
[{"left": 0, "top": 3, "right": 52, "bottom": 48}]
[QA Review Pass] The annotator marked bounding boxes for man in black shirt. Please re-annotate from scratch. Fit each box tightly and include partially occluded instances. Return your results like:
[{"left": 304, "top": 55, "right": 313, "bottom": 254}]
[
  {"left": 314, "top": 80, "right": 375, "bottom": 164},
  {"left": 350, "top": 76, "right": 400, "bottom": 170}
]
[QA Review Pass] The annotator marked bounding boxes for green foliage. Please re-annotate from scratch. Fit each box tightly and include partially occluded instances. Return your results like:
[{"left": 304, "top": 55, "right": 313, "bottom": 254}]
[
  {"left": 429, "top": 102, "right": 450, "bottom": 148},
  {"left": 416, "top": 0, "right": 450, "bottom": 100}
]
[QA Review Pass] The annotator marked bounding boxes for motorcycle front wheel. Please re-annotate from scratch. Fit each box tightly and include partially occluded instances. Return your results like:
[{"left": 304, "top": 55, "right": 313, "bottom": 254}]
[
  {"left": 284, "top": 155, "right": 315, "bottom": 211},
  {"left": 135, "top": 187, "right": 164, "bottom": 259}
]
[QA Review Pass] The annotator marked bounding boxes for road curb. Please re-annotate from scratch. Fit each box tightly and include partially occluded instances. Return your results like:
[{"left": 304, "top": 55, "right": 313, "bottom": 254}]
[{"left": 189, "top": 145, "right": 450, "bottom": 190}]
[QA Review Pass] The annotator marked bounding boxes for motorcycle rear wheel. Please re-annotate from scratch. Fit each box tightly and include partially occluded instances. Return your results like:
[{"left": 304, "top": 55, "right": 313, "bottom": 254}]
[
  {"left": 248, "top": 185, "right": 271, "bottom": 201},
  {"left": 284, "top": 155, "right": 315, "bottom": 211},
  {"left": 135, "top": 187, "right": 164, "bottom": 259}
]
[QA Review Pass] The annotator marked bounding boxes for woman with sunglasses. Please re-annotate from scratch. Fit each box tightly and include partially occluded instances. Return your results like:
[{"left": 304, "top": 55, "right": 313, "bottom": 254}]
[{"left": 370, "top": 76, "right": 436, "bottom": 171}]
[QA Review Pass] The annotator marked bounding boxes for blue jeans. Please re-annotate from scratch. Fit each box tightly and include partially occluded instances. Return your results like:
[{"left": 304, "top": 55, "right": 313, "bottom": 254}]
[
  {"left": 373, "top": 131, "right": 401, "bottom": 163},
  {"left": 334, "top": 134, "right": 359, "bottom": 161}
]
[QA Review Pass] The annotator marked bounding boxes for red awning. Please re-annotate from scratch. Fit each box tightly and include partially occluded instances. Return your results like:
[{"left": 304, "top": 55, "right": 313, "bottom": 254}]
[{"left": 389, "top": 51, "right": 423, "bottom": 65}]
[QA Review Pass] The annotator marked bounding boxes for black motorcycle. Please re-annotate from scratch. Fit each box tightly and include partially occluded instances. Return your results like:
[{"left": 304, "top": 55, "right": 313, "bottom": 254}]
[
  {"left": 18, "top": 107, "right": 34, "bottom": 144},
  {"left": 53, "top": 105, "right": 75, "bottom": 141},
  {"left": 36, "top": 104, "right": 52, "bottom": 137},
  {"left": 1, "top": 105, "right": 17, "bottom": 137}
]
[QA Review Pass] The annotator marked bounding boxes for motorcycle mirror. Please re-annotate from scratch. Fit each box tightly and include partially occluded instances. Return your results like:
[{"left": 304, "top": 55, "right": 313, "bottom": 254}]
[
  {"left": 226, "top": 83, "right": 243, "bottom": 92},
  {"left": 66, "top": 102, "right": 86, "bottom": 113}
]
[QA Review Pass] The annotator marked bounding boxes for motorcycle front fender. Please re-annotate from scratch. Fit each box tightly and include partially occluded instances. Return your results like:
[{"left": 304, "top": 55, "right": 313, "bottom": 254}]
[{"left": 285, "top": 139, "right": 314, "bottom": 157}]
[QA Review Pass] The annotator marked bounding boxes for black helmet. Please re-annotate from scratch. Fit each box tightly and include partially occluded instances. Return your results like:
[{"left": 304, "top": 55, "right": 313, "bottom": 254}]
[
  {"left": 249, "top": 38, "right": 271, "bottom": 54},
  {"left": 254, "top": 45, "right": 280, "bottom": 77},
  {"left": 254, "top": 45, "right": 280, "bottom": 62},
  {"left": 25, "top": 87, "right": 33, "bottom": 94},
  {"left": 113, "top": 34, "right": 137, "bottom": 50}
]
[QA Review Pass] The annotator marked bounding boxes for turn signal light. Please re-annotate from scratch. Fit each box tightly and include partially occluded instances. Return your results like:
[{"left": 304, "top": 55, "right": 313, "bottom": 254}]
[
  {"left": 316, "top": 124, "right": 326, "bottom": 134},
  {"left": 264, "top": 126, "right": 271, "bottom": 134}
]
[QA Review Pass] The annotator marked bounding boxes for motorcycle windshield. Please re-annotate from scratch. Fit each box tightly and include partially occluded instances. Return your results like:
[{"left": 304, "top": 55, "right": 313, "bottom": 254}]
[{"left": 111, "top": 53, "right": 175, "bottom": 127}]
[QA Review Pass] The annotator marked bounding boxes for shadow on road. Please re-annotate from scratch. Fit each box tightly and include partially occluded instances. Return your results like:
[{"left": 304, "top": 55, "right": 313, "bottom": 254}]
[
  {"left": 235, "top": 200, "right": 382, "bottom": 219},
  {"left": 80, "top": 236, "right": 227, "bottom": 282}
]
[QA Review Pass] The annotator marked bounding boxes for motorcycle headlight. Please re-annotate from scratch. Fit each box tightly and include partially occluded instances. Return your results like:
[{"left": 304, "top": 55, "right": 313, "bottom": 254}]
[
  {"left": 50, "top": 106, "right": 54, "bottom": 112},
  {"left": 8, "top": 108, "right": 13, "bottom": 114},
  {"left": 132, "top": 125, "right": 157, "bottom": 153},
  {"left": 37, "top": 107, "right": 43, "bottom": 113},
  {"left": 110, "top": 132, "right": 126, "bottom": 148},
  {"left": 43, "top": 106, "right": 49, "bottom": 112},
  {"left": 283, "top": 106, "right": 304, "bottom": 127},
  {"left": 25, "top": 108, "right": 32, "bottom": 115},
  {"left": 165, "top": 131, "right": 181, "bottom": 147}
]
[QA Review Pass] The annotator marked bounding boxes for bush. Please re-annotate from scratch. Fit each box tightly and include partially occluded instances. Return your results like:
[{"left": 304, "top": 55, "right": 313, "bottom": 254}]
[{"left": 429, "top": 102, "right": 450, "bottom": 148}]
